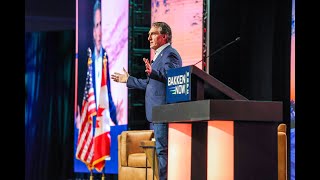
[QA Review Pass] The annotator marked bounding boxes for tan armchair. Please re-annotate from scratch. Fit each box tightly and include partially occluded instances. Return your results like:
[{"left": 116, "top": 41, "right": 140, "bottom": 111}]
[
  {"left": 278, "top": 123, "right": 287, "bottom": 180},
  {"left": 118, "top": 130, "right": 157, "bottom": 180}
]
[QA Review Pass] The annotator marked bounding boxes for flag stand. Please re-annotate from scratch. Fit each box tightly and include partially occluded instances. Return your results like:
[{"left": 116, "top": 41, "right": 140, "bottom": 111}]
[
  {"left": 101, "top": 166, "right": 106, "bottom": 180},
  {"left": 90, "top": 170, "right": 94, "bottom": 180}
]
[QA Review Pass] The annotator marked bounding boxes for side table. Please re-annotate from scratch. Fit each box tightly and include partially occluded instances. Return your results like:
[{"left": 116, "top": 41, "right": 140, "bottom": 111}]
[{"left": 140, "top": 140, "right": 158, "bottom": 180}]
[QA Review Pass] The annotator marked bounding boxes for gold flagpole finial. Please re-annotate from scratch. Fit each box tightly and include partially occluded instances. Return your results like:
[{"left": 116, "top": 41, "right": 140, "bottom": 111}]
[
  {"left": 103, "top": 52, "right": 107, "bottom": 75},
  {"left": 87, "top": 47, "right": 92, "bottom": 65},
  {"left": 103, "top": 51, "right": 107, "bottom": 63}
]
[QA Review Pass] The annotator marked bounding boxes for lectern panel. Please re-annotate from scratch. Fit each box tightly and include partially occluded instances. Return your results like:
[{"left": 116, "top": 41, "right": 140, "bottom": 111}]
[
  {"left": 207, "top": 121, "right": 234, "bottom": 180},
  {"left": 168, "top": 123, "right": 192, "bottom": 180}
]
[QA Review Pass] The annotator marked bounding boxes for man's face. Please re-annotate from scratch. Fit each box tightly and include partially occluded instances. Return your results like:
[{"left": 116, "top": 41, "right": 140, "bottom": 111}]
[
  {"left": 93, "top": 9, "right": 102, "bottom": 51},
  {"left": 148, "top": 26, "right": 167, "bottom": 50}
]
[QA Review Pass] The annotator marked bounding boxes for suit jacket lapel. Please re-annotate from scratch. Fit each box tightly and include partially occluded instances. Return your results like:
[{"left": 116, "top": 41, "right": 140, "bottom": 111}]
[{"left": 152, "top": 45, "right": 171, "bottom": 68}]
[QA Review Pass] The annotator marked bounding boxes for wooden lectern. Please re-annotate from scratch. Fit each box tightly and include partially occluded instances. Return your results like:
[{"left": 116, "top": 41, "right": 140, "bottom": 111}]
[{"left": 153, "top": 65, "right": 282, "bottom": 180}]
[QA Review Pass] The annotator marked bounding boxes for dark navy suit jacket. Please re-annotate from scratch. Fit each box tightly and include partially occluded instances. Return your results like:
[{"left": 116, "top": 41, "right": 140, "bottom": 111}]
[
  {"left": 92, "top": 48, "right": 118, "bottom": 125},
  {"left": 127, "top": 45, "right": 182, "bottom": 122}
]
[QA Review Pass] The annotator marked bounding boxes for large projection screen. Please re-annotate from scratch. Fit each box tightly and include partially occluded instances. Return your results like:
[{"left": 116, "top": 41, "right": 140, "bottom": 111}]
[
  {"left": 151, "top": 0, "right": 204, "bottom": 69},
  {"left": 290, "top": 0, "right": 295, "bottom": 179},
  {"left": 74, "top": 0, "right": 128, "bottom": 174}
]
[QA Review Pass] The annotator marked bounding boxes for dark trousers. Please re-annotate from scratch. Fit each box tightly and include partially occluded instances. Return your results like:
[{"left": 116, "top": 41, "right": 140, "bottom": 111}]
[{"left": 150, "top": 123, "right": 168, "bottom": 180}]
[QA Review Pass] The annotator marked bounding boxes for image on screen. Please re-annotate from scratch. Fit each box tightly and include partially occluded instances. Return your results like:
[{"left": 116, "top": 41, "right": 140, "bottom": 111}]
[
  {"left": 74, "top": 0, "right": 128, "bottom": 174},
  {"left": 151, "top": 0, "right": 204, "bottom": 69},
  {"left": 290, "top": 0, "right": 295, "bottom": 179}
]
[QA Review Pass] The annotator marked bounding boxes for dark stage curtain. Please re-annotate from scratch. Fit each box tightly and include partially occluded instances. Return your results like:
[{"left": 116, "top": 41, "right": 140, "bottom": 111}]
[{"left": 25, "top": 30, "right": 75, "bottom": 180}]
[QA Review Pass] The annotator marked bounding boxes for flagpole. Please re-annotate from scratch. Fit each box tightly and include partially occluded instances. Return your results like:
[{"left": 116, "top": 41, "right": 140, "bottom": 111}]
[
  {"left": 90, "top": 170, "right": 94, "bottom": 180},
  {"left": 100, "top": 51, "right": 108, "bottom": 180},
  {"left": 101, "top": 165, "right": 106, "bottom": 180}
]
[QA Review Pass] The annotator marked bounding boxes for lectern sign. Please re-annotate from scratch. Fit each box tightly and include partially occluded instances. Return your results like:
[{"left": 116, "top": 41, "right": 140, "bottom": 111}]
[{"left": 166, "top": 66, "right": 191, "bottom": 103}]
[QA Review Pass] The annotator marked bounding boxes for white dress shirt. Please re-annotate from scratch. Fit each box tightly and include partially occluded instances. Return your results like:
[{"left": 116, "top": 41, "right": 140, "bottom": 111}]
[
  {"left": 94, "top": 47, "right": 102, "bottom": 105},
  {"left": 153, "top": 43, "right": 170, "bottom": 63}
]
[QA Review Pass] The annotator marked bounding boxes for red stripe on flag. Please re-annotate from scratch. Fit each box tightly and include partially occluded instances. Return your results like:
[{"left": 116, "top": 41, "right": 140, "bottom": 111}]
[{"left": 76, "top": 58, "right": 97, "bottom": 171}]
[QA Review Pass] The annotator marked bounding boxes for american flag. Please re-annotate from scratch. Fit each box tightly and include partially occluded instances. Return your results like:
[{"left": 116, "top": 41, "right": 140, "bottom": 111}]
[{"left": 76, "top": 57, "right": 97, "bottom": 170}]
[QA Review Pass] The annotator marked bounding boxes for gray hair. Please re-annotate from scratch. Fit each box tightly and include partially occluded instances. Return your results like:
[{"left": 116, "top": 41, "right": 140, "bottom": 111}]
[{"left": 152, "top": 22, "right": 172, "bottom": 44}]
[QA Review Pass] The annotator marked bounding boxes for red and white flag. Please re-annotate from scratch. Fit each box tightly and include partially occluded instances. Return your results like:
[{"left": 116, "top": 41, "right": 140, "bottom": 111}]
[
  {"left": 92, "top": 55, "right": 112, "bottom": 172},
  {"left": 75, "top": 58, "right": 96, "bottom": 171}
]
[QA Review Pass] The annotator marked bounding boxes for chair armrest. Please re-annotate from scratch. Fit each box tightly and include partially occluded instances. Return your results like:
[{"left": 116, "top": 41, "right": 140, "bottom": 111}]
[{"left": 119, "top": 130, "right": 154, "bottom": 166}]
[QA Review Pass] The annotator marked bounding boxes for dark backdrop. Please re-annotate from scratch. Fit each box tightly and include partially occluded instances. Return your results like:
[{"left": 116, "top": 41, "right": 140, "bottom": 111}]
[
  {"left": 25, "top": 30, "right": 75, "bottom": 180},
  {"left": 209, "top": 0, "right": 291, "bottom": 102},
  {"left": 25, "top": 1, "right": 76, "bottom": 179},
  {"left": 25, "top": 0, "right": 75, "bottom": 32},
  {"left": 209, "top": 0, "right": 292, "bottom": 177}
]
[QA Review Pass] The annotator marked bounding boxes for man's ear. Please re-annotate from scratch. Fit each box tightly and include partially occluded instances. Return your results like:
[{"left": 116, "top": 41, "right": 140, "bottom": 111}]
[{"left": 162, "top": 34, "right": 166, "bottom": 39}]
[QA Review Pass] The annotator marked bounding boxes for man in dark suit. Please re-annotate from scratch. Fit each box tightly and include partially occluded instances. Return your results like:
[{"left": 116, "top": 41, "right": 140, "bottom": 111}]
[
  {"left": 92, "top": 0, "right": 117, "bottom": 125},
  {"left": 111, "top": 21, "right": 182, "bottom": 180}
]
